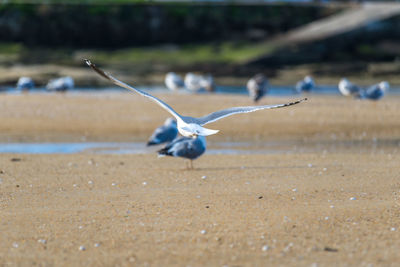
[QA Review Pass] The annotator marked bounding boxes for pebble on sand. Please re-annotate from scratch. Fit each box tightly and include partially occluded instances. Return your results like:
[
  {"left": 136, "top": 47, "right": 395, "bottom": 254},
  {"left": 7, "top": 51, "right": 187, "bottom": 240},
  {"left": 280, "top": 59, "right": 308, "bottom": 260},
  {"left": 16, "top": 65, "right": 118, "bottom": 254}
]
[{"left": 262, "top": 245, "right": 270, "bottom": 251}]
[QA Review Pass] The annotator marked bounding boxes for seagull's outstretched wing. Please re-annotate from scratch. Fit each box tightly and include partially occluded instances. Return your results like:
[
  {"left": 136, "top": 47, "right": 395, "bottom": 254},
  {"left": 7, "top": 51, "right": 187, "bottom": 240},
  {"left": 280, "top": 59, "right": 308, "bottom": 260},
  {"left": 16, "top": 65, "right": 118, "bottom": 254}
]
[
  {"left": 195, "top": 98, "right": 307, "bottom": 126},
  {"left": 85, "top": 59, "right": 182, "bottom": 120}
]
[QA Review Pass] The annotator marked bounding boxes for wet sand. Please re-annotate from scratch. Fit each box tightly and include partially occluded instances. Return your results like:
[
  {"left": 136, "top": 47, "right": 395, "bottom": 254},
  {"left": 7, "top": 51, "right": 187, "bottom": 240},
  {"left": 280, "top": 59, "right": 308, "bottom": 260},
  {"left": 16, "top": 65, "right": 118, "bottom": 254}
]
[{"left": 0, "top": 93, "right": 400, "bottom": 266}]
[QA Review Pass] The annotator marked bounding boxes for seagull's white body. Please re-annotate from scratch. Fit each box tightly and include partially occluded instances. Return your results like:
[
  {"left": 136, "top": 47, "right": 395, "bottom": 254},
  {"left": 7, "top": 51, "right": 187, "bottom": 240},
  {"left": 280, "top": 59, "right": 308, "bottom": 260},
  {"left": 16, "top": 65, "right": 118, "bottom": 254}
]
[
  {"left": 199, "top": 74, "right": 215, "bottom": 92},
  {"left": 338, "top": 78, "right": 361, "bottom": 97},
  {"left": 85, "top": 59, "right": 306, "bottom": 138},
  {"left": 295, "top": 76, "right": 314, "bottom": 93},
  {"left": 16, "top": 77, "right": 34, "bottom": 91},
  {"left": 46, "top": 76, "right": 74, "bottom": 91},
  {"left": 165, "top": 72, "right": 184, "bottom": 91},
  {"left": 362, "top": 81, "right": 389, "bottom": 101},
  {"left": 247, "top": 74, "right": 268, "bottom": 102},
  {"left": 184, "top": 73, "right": 203, "bottom": 92}
]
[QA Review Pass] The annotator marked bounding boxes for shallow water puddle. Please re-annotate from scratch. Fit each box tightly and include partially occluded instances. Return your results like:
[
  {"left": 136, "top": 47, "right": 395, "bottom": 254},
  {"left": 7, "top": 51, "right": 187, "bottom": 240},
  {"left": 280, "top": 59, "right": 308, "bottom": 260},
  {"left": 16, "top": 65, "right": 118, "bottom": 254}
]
[
  {"left": 0, "top": 140, "right": 397, "bottom": 155},
  {"left": 0, "top": 142, "right": 277, "bottom": 155}
]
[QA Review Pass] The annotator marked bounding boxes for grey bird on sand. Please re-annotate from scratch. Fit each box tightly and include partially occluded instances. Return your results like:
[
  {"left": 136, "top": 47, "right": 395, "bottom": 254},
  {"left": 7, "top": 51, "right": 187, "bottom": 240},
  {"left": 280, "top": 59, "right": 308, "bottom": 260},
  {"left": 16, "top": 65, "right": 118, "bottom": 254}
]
[
  {"left": 247, "top": 74, "right": 268, "bottom": 102},
  {"left": 362, "top": 81, "right": 389, "bottom": 101},
  {"left": 295, "top": 76, "right": 315, "bottom": 93},
  {"left": 85, "top": 59, "right": 306, "bottom": 138},
  {"left": 158, "top": 136, "right": 206, "bottom": 169},
  {"left": 165, "top": 72, "right": 184, "bottom": 91},
  {"left": 46, "top": 76, "right": 74, "bottom": 92},
  {"left": 147, "top": 118, "right": 178, "bottom": 146},
  {"left": 16, "top": 77, "right": 35, "bottom": 91},
  {"left": 338, "top": 78, "right": 362, "bottom": 97}
]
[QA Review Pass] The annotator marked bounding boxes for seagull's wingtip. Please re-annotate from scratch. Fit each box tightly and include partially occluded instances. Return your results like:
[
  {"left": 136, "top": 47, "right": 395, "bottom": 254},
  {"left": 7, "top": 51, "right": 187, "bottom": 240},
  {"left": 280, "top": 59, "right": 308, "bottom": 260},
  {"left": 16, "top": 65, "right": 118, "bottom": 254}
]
[{"left": 84, "top": 59, "right": 92, "bottom": 66}]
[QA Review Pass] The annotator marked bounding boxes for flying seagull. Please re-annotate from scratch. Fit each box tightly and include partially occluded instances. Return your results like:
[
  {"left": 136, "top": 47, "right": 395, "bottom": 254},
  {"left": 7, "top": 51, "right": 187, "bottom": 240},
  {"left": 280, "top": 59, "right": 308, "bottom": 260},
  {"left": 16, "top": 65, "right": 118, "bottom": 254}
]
[
  {"left": 147, "top": 118, "right": 178, "bottom": 146},
  {"left": 85, "top": 59, "right": 307, "bottom": 138},
  {"left": 158, "top": 136, "right": 206, "bottom": 169}
]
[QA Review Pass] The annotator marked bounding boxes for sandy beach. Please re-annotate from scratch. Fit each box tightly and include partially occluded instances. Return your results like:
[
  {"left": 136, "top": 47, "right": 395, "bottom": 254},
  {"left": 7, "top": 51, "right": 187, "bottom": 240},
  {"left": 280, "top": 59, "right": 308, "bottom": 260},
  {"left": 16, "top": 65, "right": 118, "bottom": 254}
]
[{"left": 1, "top": 92, "right": 400, "bottom": 266}]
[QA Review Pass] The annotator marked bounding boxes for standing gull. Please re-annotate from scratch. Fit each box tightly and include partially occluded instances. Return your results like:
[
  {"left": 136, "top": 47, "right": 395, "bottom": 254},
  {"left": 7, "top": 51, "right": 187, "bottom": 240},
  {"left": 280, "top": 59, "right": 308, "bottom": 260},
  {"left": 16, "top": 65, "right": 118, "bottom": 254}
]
[
  {"left": 200, "top": 74, "right": 215, "bottom": 92},
  {"left": 85, "top": 59, "right": 306, "bottom": 138},
  {"left": 184, "top": 73, "right": 203, "bottom": 92},
  {"left": 247, "top": 74, "right": 268, "bottom": 102},
  {"left": 165, "top": 72, "right": 184, "bottom": 91},
  {"left": 16, "top": 77, "right": 35, "bottom": 91},
  {"left": 147, "top": 118, "right": 178, "bottom": 146},
  {"left": 295, "top": 76, "right": 315, "bottom": 93},
  {"left": 46, "top": 76, "right": 74, "bottom": 92},
  {"left": 338, "top": 78, "right": 361, "bottom": 97},
  {"left": 158, "top": 136, "right": 206, "bottom": 169},
  {"left": 362, "top": 81, "right": 389, "bottom": 101}
]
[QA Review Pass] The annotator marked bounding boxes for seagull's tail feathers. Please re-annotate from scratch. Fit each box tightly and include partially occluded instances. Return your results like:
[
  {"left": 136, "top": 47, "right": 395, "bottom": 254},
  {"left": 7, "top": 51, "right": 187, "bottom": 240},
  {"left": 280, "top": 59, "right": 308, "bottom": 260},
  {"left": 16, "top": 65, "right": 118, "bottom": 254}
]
[
  {"left": 181, "top": 125, "right": 219, "bottom": 137},
  {"left": 157, "top": 147, "right": 173, "bottom": 157},
  {"left": 196, "top": 127, "right": 219, "bottom": 136}
]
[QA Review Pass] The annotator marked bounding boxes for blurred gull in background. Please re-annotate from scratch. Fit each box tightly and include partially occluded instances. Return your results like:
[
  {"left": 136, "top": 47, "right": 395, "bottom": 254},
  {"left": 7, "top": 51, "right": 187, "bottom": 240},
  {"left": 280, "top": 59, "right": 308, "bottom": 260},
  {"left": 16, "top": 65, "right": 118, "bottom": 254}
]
[
  {"left": 16, "top": 77, "right": 34, "bottom": 91},
  {"left": 338, "top": 78, "right": 361, "bottom": 97},
  {"left": 184, "top": 72, "right": 203, "bottom": 92},
  {"left": 247, "top": 74, "right": 268, "bottom": 102},
  {"left": 199, "top": 74, "right": 215, "bottom": 93},
  {"left": 165, "top": 72, "right": 184, "bottom": 91},
  {"left": 46, "top": 76, "right": 74, "bottom": 92},
  {"left": 157, "top": 135, "right": 206, "bottom": 169},
  {"left": 295, "top": 75, "right": 315, "bottom": 93},
  {"left": 362, "top": 81, "right": 389, "bottom": 101},
  {"left": 147, "top": 118, "right": 178, "bottom": 146}
]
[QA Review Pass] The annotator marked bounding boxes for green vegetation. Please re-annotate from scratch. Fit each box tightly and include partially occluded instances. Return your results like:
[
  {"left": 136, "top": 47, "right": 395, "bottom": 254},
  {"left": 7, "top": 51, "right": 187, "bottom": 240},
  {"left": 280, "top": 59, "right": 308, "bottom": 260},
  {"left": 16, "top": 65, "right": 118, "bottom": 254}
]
[
  {"left": 0, "top": 41, "right": 276, "bottom": 67},
  {"left": 84, "top": 42, "right": 275, "bottom": 66}
]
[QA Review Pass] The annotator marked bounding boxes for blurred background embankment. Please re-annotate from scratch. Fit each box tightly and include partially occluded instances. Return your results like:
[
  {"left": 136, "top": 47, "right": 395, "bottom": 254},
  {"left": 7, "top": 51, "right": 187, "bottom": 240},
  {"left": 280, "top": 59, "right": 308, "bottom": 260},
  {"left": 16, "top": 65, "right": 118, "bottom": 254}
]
[{"left": 0, "top": 1, "right": 399, "bottom": 86}]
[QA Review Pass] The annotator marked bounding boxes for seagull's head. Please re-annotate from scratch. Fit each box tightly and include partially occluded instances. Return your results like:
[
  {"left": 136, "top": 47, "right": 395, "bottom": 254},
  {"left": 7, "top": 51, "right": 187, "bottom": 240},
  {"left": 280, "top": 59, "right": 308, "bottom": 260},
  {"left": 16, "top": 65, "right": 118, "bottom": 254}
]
[
  {"left": 164, "top": 118, "right": 177, "bottom": 126},
  {"left": 379, "top": 81, "right": 390, "bottom": 91},
  {"left": 339, "top": 78, "right": 349, "bottom": 86},
  {"left": 304, "top": 76, "right": 314, "bottom": 83}
]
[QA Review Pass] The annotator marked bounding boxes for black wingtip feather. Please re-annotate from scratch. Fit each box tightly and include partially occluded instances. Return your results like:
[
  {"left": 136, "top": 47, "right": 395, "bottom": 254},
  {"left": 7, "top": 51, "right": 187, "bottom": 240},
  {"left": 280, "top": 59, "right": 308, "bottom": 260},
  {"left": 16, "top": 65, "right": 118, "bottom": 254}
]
[
  {"left": 84, "top": 58, "right": 112, "bottom": 81},
  {"left": 157, "top": 147, "right": 173, "bottom": 156}
]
